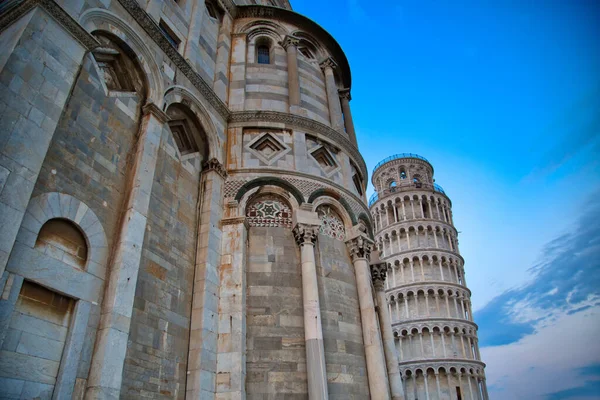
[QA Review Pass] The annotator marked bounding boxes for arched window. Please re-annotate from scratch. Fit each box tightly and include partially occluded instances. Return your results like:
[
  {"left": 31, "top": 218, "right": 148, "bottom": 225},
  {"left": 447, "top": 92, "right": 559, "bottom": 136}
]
[
  {"left": 35, "top": 219, "right": 88, "bottom": 268},
  {"left": 257, "top": 44, "right": 270, "bottom": 64},
  {"left": 389, "top": 181, "right": 397, "bottom": 188},
  {"left": 413, "top": 177, "right": 420, "bottom": 183},
  {"left": 400, "top": 170, "right": 407, "bottom": 180}
]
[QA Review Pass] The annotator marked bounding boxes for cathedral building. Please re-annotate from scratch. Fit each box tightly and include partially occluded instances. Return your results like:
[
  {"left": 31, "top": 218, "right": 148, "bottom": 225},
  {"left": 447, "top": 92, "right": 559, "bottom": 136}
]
[{"left": 0, "top": 0, "right": 486, "bottom": 399}]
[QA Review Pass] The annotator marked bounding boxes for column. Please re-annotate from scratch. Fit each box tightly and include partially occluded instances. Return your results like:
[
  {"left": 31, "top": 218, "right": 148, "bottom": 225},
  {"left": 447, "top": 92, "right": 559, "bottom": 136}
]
[
  {"left": 213, "top": 13, "right": 233, "bottom": 101},
  {"left": 281, "top": 35, "right": 301, "bottom": 113},
  {"left": 339, "top": 88, "right": 358, "bottom": 146},
  {"left": 404, "top": 296, "right": 409, "bottom": 319},
  {"left": 434, "top": 372, "right": 442, "bottom": 399},
  {"left": 401, "top": 201, "right": 407, "bottom": 220},
  {"left": 293, "top": 218, "right": 329, "bottom": 399},
  {"left": 185, "top": 158, "right": 228, "bottom": 399},
  {"left": 0, "top": 7, "right": 89, "bottom": 278},
  {"left": 320, "top": 57, "right": 344, "bottom": 132},
  {"left": 86, "top": 104, "right": 166, "bottom": 398},
  {"left": 216, "top": 215, "right": 249, "bottom": 398},
  {"left": 392, "top": 203, "right": 399, "bottom": 223},
  {"left": 346, "top": 233, "right": 391, "bottom": 400},
  {"left": 482, "top": 378, "right": 490, "bottom": 400},
  {"left": 371, "top": 252, "right": 406, "bottom": 400},
  {"left": 228, "top": 33, "right": 247, "bottom": 111},
  {"left": 423, "top": 372, "right": 430, "bottom": 400}
]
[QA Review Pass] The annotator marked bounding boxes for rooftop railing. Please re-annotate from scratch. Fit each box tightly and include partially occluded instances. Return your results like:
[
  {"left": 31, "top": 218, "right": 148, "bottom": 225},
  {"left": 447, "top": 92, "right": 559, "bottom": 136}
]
[{"left": 372, "top": 153, "right": 430, "bottom": 175}]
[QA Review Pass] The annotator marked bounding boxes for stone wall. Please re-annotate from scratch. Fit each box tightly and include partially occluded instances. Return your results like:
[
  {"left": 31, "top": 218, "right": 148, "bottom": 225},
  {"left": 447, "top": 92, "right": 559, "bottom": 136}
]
[
  {"left": 315, "top": 235, "right": 369, "bottom": 399},
  {"left": 121, "top": 127, "right": 203, "bottom": 399},
  {"left": 246, "top": 226, "right": 307, "bottom": 399}
]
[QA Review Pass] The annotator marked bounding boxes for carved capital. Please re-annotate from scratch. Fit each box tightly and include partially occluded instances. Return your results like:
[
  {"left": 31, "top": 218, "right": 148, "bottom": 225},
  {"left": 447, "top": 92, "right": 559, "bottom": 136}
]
[
  {"left": 203, "top": 158, "right": 228, "bottom": 179},
  {"left": 338, "top": 88, "right": 351, "bottom": 101},
  {"left": 280, "top": 35, "right": 300, "bottom": 50},
  {"left": 319, "top": 56, "right": 337, "bottom": 72},
  {"left": 293, "top": 223, "right": 319, "bottom": 247},
  {"left": 370, "top": 263, "right": 387, "bottom": 291},
  {"left": 345, "top": 235, "right": 374, "bottom": 262}
]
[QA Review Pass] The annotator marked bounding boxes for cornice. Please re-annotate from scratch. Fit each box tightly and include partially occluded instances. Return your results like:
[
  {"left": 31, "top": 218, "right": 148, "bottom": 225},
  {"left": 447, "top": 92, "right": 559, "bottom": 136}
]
[
  {"left": 228, "top": 111, "right": 367, "bottom": 180},
  {"left": 374, "top": 218, "right": 458, "bottom": 238},
  {"left": 0, "top": 0, "right": 99, "bottom": 50},
  {"left": 379, "top": 247, "right": 465, "bottom": 266},
  {"left": 116, "top": 0, "right": 230, "bottom": 119},
  {"left": 385, "top": 280, "right": 471, "bottom": 297},
  {"left": 398, "top": 359, "right": 486, "bottom": 373},
  {"left": 391, "top": 317, "right": 478, "bottom": 331}
]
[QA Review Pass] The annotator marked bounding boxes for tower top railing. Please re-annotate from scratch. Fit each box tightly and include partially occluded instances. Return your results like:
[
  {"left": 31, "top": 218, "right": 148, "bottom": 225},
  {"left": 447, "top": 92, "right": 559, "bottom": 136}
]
[
  {"left": 368, "top": 182, "right": 447, "bottom": 207},
  {"left": 372, "top": 153, "right": 430, "bottom": 176}
]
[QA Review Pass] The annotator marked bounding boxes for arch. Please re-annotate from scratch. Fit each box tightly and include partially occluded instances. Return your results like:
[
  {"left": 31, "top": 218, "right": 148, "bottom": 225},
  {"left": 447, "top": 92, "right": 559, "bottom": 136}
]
[
  {"left": 79, "top": 8, "right": 164, "bottom": 106},
  {"left": 163, "top": 86, "right": 223, "bottom": 163},
  {"left": 236, "top": 19, "right": 288, "bottom": 38},
  {"left": 311, "top": 196, "right": 353, "bottom": 231},
  {"left": 36, "top": 219, "right": 88, "bottom": 268},
  {"left": 307, "top": 188, "right": 356, "bottom": 224},
  {"left": 245, "top": 192, "right": 294, "bottom": 229},
  {"left": 235, "top": 177, "right": 304, "bottom": 205},
  {"left": 17, "top": 192, "right": 109, "bottom": 279}
]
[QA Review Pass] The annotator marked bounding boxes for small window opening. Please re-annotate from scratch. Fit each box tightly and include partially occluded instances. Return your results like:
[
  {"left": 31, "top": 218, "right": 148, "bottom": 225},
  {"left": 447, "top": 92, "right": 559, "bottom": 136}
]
[
  {"left": 353, "top": 174, "right": 364, "bottom": 196},
  {"left": 205, "top": 2, "right": 218, "bottom": 19},
  {"left": 257, "top": 45, "right": 270, "bottom": 64},
  {"left": 389, "top": 181, "right": 397, "bottom": 188},
  {"left": 400, "top": 171, "right": 407, "bottom": 180},
  {"left": 159, "top": 20, "right": 181, "bottom": 49},
  {"left": 413, "top": 177, "right": 420, "bottom": 183}
]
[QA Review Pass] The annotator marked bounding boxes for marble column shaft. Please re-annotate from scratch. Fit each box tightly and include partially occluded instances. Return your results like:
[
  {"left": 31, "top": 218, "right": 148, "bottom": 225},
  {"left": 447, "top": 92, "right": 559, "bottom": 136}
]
[
  {"left": 371, "top": 259, "right": 405, "bottom": 400},
  {"left": 293, "top": 222, "right": 328, "bottom": 399},
  {"left": 282, "top": 35, "right": 301, "bottom": 112},
  {"left": 339, "top": 88, "right": 357, "bottom": 146},
  {"left": 347, "top": 234, "right": 391, "bottom": 400},
  {"left": 320, "top": 57, "right": 344, "bottom": 132}
]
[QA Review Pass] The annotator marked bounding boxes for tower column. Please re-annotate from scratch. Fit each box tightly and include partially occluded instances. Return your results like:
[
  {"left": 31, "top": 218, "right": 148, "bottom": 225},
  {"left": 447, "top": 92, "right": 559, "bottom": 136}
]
[
  {"left": 293, "top": 217, "right": 329, "bottom": 400},
  {"left": 371, "top": 252, "right": 406, "bottom": 400},
  {"left": 339, "top": 88, "right": 358, "bottom": 146},
  {"left": 346, "top": 233, "right": 391, "bottom": 400},
  {"left": 320, "top": 57, "right": 344, "bottom": 132},
  {"left": 281, "top": 35, "right": 301, "bottom": 113}
]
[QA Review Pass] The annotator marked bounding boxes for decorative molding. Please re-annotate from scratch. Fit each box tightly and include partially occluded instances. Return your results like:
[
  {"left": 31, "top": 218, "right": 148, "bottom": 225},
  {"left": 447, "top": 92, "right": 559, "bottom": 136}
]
[
  {"left": 346, "top": 235, "right": 374, "bottom": 262},
  {"left": 228, "top": 111, "right": 367, "bottom": 179},
  {"left": 116, "top": 0, "right": 230, "bottom": 119},
  {"left": 221, "top": 216, "right": 249, "bottom": 229},
  {"left": 203, "top": 158, "right": 228, "bottom": 179},
  {"left": 0, "top": 0, "right": 100, "bottom": 50},
  {"left": 292, "top": 223, "right": 319, "bottom": 247}
]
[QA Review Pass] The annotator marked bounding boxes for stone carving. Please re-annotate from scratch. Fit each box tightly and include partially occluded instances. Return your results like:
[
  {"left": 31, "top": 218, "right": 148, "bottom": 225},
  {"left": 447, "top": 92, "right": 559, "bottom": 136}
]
[
  {"left": 246, "top": 132, "right": 291, "bottom": 165},
  {"left": 346, "top": 235, "right": 373, "bottom": 261},
  {"left": 203, "top": 158, "right": 228, "bottom": 178},
  {"left": 317, "top": 206, "right": 345, "bottom": 241},
  {"left": 370, "top": 263, "right": 387, "bottom": 291},
  {"left": 246, "top": 197, "right": 292, "bottom": 228},
  {"left": 319, "top": 56, "right": 337, "bottom": 71},
  {"left": 292, "top": 223, "right": 319, "bottom": 246},
  {"left": 338, "top": 88, "right": 351, "bottom": 101},
  {"left": 280, "top": 35, "right": 300, "bottom": 50}
]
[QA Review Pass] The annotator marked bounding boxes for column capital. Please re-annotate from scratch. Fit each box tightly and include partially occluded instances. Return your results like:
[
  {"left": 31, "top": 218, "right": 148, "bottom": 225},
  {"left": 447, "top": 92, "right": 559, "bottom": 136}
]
[
  {"left": 293, "top": 223, "right": 319, "bottom": 247},
  {"left": 338, "top": 88, "right": 351, "bottom": 101},
  {"left": 203, "top": 158, "right": 228, "bottom": 179},
  {"left": 142, "top": 102, "right": 169, "bottom": 123},
  {"left": 319, "top": 56, "right": 338, "bottom": 71},
  {"left": 369, "top": 250, "right": 387, "bottom": 290},
  {"left": 280, "top": 35, "right": 300, "bottom": 50},
  {"left": 345, "top": 234, "right": 374, "bottom": 262}
]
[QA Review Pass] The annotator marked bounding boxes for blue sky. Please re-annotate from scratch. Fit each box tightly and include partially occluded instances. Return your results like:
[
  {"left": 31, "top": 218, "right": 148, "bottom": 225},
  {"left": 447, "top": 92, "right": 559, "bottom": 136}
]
[{"left": 290, "top": 0, "right": 600, "bottom": 398}]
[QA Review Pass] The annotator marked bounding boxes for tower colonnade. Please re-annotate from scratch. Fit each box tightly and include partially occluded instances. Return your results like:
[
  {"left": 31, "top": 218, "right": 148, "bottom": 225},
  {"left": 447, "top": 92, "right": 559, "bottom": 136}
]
[{"left": 369, "top": 154, "right": 488, "bottom": 400}]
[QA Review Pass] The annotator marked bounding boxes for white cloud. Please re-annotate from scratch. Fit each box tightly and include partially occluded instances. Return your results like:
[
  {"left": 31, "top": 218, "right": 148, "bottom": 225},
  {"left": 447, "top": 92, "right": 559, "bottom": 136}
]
[{"left": 482, "top": 303, "right": 600, "bottom": 399}]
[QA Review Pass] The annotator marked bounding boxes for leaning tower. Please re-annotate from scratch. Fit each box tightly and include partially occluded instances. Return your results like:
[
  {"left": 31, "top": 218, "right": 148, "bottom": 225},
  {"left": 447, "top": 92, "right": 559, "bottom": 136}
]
[{"left": 369, "top": 154, "right": 488, "bottom": 400}]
